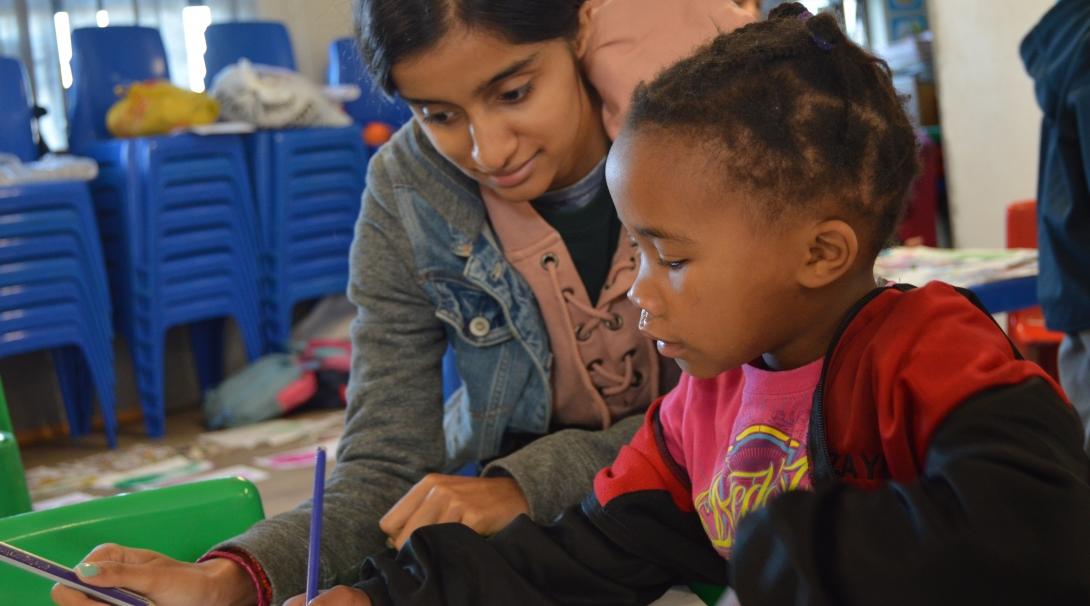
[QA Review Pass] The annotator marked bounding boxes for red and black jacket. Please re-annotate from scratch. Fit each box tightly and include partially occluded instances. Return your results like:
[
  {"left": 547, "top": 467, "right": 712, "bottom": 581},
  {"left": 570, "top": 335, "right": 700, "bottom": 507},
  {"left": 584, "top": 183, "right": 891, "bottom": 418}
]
[{"left": 356, "top": 283, "right": 1090, "bottom": 605}]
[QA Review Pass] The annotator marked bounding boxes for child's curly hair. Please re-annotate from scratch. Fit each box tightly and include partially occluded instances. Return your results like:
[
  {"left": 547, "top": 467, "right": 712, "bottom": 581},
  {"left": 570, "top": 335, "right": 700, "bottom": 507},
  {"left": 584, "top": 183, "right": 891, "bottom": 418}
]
[{"left": 627, "top": 2, "right": 918, "bottom": 256}]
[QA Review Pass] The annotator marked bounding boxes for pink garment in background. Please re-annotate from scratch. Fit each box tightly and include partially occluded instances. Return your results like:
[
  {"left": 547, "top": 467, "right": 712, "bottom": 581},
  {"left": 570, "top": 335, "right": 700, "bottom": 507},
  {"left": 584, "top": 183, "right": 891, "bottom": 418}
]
[{"left": 578, "top": 0, "right": 755, "bottom": 138}]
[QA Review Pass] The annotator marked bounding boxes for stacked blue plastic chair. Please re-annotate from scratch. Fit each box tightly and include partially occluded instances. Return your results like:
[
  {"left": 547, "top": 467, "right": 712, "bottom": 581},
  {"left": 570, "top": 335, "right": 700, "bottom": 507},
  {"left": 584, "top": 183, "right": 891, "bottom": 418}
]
[
  {"left": 0, "top": 56, "right": 120, "bottom": 447},
  {"left": 203, "top": 22, "right": 369, "bottom": 352},
  {"left": 327, "top": 37, "right": 413, "bottom": 128},
  {"left": 67, "top": 27, "right": 264, "bottom": 437},
  {"left": 203, "top": 21, "right": 296, "bottom": 91}
]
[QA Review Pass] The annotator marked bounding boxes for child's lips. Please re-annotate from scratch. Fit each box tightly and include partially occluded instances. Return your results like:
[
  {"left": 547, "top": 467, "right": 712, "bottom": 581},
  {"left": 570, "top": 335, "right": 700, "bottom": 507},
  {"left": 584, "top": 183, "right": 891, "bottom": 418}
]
[
  {"left": 643, "top": 328, "right": 685, "bottom": 358},
  {"left": 655, "top": 339, "right": 685, "bottom": 358}
]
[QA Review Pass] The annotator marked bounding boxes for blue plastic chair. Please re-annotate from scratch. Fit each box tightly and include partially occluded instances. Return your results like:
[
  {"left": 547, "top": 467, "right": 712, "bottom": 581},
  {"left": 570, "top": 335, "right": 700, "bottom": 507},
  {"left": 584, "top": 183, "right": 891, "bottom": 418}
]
[
  {"left": 68, "top": 26, "right": 264, "bottom": 437},
  {"left": 203, "top": 21, "right": 296, "bottom": 89},
  {"left": 0, "top": 57, "right": 37, "bottom": 162},
  {"left": 0, "top": 186, "right": 119, "bottom": 447},
  {"left": 203, "top": 22, "right": 369, "bottom": 352},
  {"left": 244, "top": 130, "right": 367, "bottom": 350},
  {"left": 0, "top": 57, "right": 120, "bottom": 447},
  {"left": 327, "top": 37, "right": 413, "bottom": 128}
]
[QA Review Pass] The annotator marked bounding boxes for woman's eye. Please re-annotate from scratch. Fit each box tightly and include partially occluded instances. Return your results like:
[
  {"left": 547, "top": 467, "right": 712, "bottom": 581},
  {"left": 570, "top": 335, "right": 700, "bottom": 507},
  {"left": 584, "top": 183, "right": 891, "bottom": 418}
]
[
  {"left": 419, "top": 107, "right": 455, "bottom": 125},
  {"left": 499, "top": 83, "right": 533, "bottom": 103}
]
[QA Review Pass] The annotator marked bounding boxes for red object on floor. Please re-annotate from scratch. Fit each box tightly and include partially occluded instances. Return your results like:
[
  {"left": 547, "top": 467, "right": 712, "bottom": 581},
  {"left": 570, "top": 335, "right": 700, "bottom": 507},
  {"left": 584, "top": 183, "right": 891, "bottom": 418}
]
[{"left": 1006, "top": 199, "right": 1063, "bottom": 380}]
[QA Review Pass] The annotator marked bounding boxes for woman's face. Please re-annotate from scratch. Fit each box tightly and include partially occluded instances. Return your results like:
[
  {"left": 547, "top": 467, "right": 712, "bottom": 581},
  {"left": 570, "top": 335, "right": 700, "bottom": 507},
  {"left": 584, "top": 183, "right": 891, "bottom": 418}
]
[{"left": 390, "top": 26, "right": 608, "bottom": 203}]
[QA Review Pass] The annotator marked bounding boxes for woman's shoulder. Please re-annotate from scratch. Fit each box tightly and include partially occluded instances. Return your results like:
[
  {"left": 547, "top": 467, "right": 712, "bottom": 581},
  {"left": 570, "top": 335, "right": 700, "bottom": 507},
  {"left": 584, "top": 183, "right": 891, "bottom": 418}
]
[
  {"left": 363, "top": 121, "right": 487, "bottom": 236},
  {"left": 368, "top": 121, "right": 476, "bottom": 198}
]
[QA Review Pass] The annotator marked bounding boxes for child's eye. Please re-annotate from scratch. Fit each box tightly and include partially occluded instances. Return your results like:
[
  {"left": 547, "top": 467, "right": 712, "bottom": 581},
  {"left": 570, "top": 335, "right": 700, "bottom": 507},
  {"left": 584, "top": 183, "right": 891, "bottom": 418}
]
[
  {"left": 658, "top": 258, "right": 688, "bottom": 271},
  {"left": 498, "top": 83, "right": 533, "bottom": 104}
]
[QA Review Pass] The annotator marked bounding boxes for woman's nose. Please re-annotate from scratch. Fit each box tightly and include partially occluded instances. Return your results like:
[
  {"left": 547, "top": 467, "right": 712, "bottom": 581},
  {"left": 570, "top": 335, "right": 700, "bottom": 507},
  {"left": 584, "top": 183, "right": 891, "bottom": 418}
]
[{"left": 469, "top": 116, "right": 517, "bottom": 173}]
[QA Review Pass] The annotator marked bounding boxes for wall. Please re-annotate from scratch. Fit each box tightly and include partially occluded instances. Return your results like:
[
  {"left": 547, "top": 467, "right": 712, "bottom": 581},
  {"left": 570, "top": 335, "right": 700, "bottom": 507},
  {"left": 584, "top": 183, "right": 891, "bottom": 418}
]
[
  {"left": 253, "top": 0, "right": 354, "bottom": 83},
  {"left": 928, "top": 0, "right": 1053, "bottom": 247}
]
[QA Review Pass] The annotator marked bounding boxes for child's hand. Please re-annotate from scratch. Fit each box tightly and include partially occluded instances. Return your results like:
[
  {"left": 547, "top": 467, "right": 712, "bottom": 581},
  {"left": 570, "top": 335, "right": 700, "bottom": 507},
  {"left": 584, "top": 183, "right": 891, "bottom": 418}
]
[
  {"left": 282, "top": 585, "right": 372, "bottom": 605},
  {"left": 379, "top": 474, "right": 530, "bottom": 549}
]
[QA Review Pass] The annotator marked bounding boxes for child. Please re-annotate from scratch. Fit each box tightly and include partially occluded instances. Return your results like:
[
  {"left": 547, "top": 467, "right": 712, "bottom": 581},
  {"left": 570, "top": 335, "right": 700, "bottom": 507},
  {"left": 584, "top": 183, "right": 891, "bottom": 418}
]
[{"left": 287, "top": 5, "right": 1090, "bottom": 605}]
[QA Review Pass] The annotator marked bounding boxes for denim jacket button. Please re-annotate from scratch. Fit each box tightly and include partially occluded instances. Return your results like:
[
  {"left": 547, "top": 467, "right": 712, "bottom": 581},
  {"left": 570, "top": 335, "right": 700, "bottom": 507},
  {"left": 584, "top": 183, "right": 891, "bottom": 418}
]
[{"left": 468, "top": 316, "right": 491, "bottom": 337}]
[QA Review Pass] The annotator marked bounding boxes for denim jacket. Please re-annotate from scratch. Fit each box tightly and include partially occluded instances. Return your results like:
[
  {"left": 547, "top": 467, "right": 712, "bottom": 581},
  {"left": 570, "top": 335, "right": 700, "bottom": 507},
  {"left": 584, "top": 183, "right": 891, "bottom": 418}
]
[
  {"left": 383, "top": 122, "right": 561, "bottom": 463},
  {"left": 217, "top": 121, "right": 649, "bottom": 603}
]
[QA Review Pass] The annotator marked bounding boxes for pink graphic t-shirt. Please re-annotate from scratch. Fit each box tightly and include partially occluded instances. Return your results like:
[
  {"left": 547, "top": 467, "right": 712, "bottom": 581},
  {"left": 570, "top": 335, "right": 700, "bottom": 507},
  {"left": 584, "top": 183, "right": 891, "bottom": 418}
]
[{"left": 657, "top": 359, "right": 823, "bottom": 558}]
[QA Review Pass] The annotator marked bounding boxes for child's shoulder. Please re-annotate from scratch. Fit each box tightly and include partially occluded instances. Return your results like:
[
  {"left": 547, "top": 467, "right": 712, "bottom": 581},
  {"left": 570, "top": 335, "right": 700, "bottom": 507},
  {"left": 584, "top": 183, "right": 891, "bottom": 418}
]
[
  {"left": 851, "top": 282, "right": 1013, "bottom": 350},
  {"left": 832, "top": 281, "right": 1063, "bottom": 413}
]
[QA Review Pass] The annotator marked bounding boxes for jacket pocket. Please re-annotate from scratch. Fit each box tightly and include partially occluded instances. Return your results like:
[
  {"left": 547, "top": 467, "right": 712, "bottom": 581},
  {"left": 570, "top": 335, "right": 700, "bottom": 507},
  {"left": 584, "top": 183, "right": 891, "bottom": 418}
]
[{"left": 427, "top": 277, "right": 513, "bottom": 347}]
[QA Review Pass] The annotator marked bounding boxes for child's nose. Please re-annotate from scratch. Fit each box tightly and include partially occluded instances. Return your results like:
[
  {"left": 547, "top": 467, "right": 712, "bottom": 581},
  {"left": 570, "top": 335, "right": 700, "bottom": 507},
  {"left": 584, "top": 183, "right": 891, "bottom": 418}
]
[{"left": 627, "top": 266, "right": 662, "bottom": 318}]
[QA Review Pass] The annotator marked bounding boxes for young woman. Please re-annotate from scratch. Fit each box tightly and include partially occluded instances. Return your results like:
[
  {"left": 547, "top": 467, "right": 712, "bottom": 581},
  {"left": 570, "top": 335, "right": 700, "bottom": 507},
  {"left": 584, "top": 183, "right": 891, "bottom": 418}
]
[{"left": 51, "top": 2, "right": 751, "bottom": 605}]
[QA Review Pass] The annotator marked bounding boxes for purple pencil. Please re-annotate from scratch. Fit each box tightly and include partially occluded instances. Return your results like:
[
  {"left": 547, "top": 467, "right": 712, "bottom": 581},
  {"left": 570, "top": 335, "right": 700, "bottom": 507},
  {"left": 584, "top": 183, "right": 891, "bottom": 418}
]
[{"left": 305, "top": 446, "right": 326, "bottom": 604}]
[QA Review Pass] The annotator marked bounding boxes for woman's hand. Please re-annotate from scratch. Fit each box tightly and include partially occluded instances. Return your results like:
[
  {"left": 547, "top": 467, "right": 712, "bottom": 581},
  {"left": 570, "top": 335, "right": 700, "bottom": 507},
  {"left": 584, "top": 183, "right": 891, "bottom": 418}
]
[
  {"left": 50, "top": 544, "right": 255, "bottom": 606},
  {"left": 283, "top": 586, "right": 373, "bottom": 606},
  {"left": 379, "top": 474, "right": 530, "bottom": 549}
]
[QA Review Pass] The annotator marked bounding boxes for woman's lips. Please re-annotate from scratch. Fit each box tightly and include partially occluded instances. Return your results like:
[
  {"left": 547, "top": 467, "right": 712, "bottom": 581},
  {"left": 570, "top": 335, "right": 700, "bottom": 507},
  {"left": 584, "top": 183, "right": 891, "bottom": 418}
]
[{"left": 487, "top": 153, "right": 538, "bottom": 189}]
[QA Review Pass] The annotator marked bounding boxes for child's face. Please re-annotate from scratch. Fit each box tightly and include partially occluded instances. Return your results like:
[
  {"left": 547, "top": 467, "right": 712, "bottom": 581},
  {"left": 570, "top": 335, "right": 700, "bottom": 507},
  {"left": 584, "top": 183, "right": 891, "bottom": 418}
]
[
  {"left": 607, "top": 130, "right": 816, "bottom": 378},
  {"left": 391, "top": 26, "right": 607, "bottom": 203}
]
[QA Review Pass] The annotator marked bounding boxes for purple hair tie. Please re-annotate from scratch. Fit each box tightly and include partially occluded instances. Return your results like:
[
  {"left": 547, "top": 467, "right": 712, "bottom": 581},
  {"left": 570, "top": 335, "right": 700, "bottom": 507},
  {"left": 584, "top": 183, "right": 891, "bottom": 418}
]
[{"left": 798, "top": 9, "right": 835, "bottom": 51}]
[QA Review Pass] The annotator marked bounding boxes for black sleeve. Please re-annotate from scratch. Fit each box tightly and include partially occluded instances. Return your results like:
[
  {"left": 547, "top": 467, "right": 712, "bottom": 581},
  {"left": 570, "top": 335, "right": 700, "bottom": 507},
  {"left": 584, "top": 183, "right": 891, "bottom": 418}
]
[
  {"left": 732, "top": 377, "right": 1090, "bottom": 606},
  {"left": 354, "top": 410, "right": 727, "bottom": 606}
]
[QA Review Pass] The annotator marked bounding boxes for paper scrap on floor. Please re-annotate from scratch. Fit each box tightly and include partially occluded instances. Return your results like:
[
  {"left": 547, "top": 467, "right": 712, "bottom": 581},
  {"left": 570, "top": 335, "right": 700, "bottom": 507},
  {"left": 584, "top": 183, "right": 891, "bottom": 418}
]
[
  {"left": 254, "top": 438, "right": 340, "bottom": 470},
  {"left": 199, "top": 415, "right": 344, "bottom": 451},
  {"left": 92, "top": 456, "right": 213, "bottom": 491},
  {"left": 150, "top": 464, "right": 270, "bottom": 489},
  {"left": 26, "top": 444, "right": 185, "bottom": 500}
]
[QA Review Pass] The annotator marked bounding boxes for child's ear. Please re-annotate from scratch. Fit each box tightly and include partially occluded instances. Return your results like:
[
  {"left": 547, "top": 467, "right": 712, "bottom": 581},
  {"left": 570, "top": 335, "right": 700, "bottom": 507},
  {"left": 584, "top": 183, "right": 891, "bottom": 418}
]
[{"left": 796, "top": 219, "right": 859, "bottom": 288}]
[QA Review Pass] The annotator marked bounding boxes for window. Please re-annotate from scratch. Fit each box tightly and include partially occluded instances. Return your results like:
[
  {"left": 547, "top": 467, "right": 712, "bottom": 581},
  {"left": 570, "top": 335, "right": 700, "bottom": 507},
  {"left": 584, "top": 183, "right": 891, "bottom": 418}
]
[
  {"left": 800, "top": 0, "right": 869, "bottom": 47},
  {"left": 4, "top": 0, "right": 255, "bottom": 152}
]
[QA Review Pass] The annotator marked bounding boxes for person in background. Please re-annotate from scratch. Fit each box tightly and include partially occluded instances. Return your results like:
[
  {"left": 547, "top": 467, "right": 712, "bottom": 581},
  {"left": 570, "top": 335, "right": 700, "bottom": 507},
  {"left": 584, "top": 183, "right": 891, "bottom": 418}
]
[
  {"left": 50, "top": 2, "right": 751, "bottom": 606},
  {"left": 284, "top": 5, "right": 1090, "bottom": 605},
  {"left": 1022, "top": 0, "right": 1090, "bottom": 457}
]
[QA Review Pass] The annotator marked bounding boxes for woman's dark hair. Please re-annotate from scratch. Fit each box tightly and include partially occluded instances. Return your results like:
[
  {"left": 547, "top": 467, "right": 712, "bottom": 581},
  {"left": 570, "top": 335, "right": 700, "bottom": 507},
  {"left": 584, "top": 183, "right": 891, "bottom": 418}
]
[
  {"left": 355, "top": 0, "right": 585, "bottom": 94},
  {"left": 627, "top": 2, "right": 918, "bottom": 256}
]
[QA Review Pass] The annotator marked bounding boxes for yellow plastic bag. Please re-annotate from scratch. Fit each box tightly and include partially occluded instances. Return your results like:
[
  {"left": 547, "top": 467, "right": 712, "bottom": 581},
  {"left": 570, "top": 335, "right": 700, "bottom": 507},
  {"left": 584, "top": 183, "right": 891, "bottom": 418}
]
[{"left": 106, "top": 80, "right": 219, "bottom": 138}]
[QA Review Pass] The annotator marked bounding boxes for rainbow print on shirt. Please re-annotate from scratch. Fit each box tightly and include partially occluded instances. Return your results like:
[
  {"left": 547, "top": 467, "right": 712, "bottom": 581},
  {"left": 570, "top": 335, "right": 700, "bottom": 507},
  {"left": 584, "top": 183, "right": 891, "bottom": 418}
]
[{"left": 694, "top": 423, "right": 811, "bottom": 557}]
